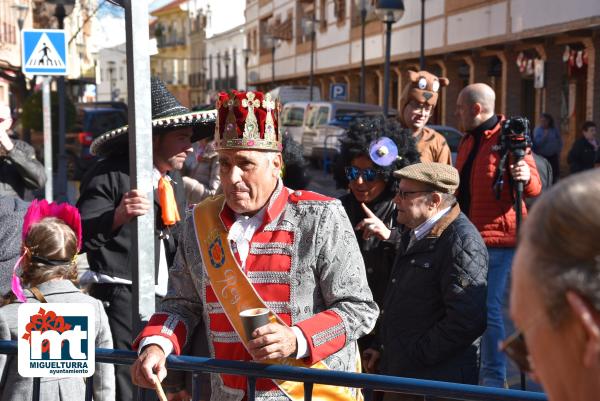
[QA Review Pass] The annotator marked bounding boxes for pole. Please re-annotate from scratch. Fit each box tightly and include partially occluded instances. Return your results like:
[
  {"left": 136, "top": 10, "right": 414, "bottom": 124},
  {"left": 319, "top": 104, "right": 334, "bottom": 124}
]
[
  {"left": 271, "top": 44, "right": 275, "bottom": 88},
  {"left": 360, "top": 0, "right": 366, "bottom": 103},
  {"left": 109, "top": 67, "right": 114, "bottom": 101},
  {"left": 56, "top": 6, "right": 67, "bottom": 202},
  {"left": 309, "top": 13, "right": 315, "bottom": 101},
  {"left": 244, "top": 56, "right": 249, "bottom": 90},
  {"left": 420, "top": 0, "right": 425, "bottom": 70},
  {"left": 16, "top": 16, "right": 30, "bottom": 143},
  {"left": 225, "top": 63, "right": 229, "bottom": 90},
  {"left": 42, "top": 78, "right": 53, "bottom": 201},
  {"left": 123, "top": 0, "right": 155, "bottom": 337},
  {"left": 383, "top": 21, "right": 392, "bottom": 117}
]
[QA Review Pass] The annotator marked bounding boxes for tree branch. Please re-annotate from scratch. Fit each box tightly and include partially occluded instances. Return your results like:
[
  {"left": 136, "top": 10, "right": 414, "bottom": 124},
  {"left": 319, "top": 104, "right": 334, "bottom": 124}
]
[{"left": 68, "top": 0, "right": 108, "bottom": 45}]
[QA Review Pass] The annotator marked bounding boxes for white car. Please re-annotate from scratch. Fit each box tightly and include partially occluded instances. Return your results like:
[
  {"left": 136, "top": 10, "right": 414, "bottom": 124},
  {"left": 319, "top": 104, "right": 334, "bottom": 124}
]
[{"left": 302, "top": 102, "right": 385, "bottom": 159}]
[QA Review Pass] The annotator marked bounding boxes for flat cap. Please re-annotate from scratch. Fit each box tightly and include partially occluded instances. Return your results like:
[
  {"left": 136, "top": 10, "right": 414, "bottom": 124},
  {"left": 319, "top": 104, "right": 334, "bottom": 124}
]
[{"left": 393, "top": 162, "right": 459, "bottom": 194}]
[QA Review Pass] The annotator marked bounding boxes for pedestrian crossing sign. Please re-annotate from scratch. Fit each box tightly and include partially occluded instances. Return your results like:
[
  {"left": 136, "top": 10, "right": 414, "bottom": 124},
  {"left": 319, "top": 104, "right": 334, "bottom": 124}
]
[{"left": 22, "top": 29, "right": 68, "bottom": 76}]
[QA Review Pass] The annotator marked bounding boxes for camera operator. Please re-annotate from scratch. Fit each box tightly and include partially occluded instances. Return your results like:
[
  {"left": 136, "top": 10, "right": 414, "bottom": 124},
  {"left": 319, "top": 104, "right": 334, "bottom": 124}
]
[{"left": 454, "top": 83, "right": 542, "bottom": 388}]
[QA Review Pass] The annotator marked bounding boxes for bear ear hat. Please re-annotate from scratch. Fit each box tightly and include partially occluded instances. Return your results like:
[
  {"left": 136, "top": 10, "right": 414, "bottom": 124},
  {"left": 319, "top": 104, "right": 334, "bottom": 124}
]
[{"left": 438, "top": 77, "right": 450, "bottom": 88}]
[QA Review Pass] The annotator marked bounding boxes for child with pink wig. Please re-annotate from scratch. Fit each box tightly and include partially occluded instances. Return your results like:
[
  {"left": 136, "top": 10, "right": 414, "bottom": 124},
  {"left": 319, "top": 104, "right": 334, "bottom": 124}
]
[{"left": 0, "top": 200, "right": 115, "bottom": 401}]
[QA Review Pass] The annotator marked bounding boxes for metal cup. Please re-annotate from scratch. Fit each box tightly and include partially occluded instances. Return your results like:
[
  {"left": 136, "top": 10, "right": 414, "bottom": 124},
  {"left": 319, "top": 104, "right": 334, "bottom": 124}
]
[{"left": 239, "top": 308, "right": 270, "bottom": 340}]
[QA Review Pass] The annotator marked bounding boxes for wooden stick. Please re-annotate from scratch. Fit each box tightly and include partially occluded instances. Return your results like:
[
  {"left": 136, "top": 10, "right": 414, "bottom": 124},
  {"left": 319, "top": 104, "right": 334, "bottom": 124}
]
[{"left": 152, "top": 373, "right": 168, "bottom": 401}]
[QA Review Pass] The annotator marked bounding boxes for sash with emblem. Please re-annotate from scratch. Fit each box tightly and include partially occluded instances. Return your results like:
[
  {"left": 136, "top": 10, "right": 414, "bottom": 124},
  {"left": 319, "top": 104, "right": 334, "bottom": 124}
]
[{"left": 192, "top": 195, "right": 363, "bottom": 401}]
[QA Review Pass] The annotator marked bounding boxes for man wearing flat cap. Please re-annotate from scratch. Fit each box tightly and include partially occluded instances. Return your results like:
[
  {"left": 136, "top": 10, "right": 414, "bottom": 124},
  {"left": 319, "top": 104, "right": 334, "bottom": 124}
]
[{"left": 363, "top": 162, "right": 488, "bottom": 399}]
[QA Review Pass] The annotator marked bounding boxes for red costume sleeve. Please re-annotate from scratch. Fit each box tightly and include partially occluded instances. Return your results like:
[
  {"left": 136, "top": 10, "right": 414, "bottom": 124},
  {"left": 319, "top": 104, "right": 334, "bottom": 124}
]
[
  {"left": 132, "top": 312, "right": 188, "bottom": 355},
  {"left": 294, "top": 310, "right": 346, "bottom": 365}
]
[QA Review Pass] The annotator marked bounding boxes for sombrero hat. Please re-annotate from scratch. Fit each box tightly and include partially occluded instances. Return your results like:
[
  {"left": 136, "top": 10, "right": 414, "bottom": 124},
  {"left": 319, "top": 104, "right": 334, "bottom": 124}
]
[{"left": 91, "top": 77, "right": 217, "bottom": 156}]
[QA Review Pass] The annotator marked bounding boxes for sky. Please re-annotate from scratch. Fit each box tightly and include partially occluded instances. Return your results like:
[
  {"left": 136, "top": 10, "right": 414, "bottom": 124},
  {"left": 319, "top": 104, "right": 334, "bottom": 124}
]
[{"left": 93, "top": 0, "right": 246, "bottom": 50}]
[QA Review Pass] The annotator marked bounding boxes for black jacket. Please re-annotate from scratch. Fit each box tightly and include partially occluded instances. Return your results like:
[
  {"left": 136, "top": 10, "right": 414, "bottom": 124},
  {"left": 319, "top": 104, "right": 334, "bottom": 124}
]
[
  {"left": 525, "top": 153, "right": 553, "bottom": 210},
  {"left": 340, "top": 190, "right": 400, "bottom": 351},
  {"left": 379, "top": 204, "right": 488, "bottom": 384},
  {"left": 77, "top": 156, "right": 185, "bottom": 281},
  {"left": 567, "top": 137, "right": 599, "bottom": 174},
  {"left": 0, "top": 139, "right": 46, "bottom": 199},
  {"left": 340, "top": 190, "right": 398, "bottom": 310}
]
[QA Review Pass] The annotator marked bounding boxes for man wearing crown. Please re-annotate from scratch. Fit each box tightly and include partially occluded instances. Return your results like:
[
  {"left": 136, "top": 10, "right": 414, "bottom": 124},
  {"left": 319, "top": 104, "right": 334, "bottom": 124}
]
[
  {"left": 131, "top": 90, "right": 378, "bottom": 401},
  {"left": 77, "top": 77, "right": 215, "bottom": 401}
]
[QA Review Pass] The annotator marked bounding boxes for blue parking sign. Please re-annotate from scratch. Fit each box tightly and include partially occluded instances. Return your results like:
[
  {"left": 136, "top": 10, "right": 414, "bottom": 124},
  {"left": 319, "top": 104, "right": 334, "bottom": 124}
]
[
  {"left": 330, "top": 83, "right": 347, "bottom": 101},
  {"left": 22, "top": 29, "right": 67, "bottom": 76}
]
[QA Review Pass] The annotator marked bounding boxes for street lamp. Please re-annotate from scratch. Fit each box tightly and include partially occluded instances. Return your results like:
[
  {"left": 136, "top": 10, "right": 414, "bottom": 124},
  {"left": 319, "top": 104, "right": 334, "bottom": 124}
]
[
  {"left": 223, "top": 51, "right": 231, "bottom": 89},
  {"left": 302, "top": 14, "right": 318, "bottom": 101},
  {"left": 242, "top": 48, "right": 251, "bottom": 90},
  {"left": 47, "top": 0, "right": 76, "bottom": 202},
  {"left": 359, "top": 0, "right": 371, "bottom": 103},
  {"left": 375, "top": 0, "right": 404, "bottom": 117},
  {"left": 107, "top": 60, "right": 116, "bottom": 101},
  {"left": 264, "top": 35, "right": 281, "bottom": 89},
  {"left": 12, "top": 1, "right": 29, "bottom": 141},
  {"left": 11, "top": 1, "right": 29, "bottom": 31}
]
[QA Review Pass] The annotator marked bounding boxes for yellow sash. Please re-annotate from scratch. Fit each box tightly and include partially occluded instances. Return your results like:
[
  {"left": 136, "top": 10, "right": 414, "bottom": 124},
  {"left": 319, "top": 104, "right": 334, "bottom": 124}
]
[{"left": 193, "top": 195, "right": 363, "bottom": 401}]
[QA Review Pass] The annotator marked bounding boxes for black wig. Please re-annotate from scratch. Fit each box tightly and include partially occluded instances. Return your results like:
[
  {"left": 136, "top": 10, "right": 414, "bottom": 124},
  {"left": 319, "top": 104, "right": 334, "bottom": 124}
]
[
  {"left": 282, "top": 133, "right": 311, "bottom": 190},
  {"left": 333, "top": 117, "right": 420, "bottom": 189}
]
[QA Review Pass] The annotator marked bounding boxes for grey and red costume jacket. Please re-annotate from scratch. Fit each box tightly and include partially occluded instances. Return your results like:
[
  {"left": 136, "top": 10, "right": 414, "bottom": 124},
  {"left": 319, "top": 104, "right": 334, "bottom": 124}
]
[{"left": 134, "top": 182, "right": 378, "bottom": 401}]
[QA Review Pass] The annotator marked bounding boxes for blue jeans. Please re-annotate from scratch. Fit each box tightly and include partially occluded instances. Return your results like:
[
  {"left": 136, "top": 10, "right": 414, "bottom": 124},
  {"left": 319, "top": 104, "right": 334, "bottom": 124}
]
[{"left": 480, "top": 247, "right": 515, "bottom": 387}]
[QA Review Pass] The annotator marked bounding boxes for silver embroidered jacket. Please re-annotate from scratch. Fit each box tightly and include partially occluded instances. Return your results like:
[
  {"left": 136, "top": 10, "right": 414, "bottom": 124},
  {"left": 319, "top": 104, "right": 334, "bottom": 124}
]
[{"left": 135, "top": 184, "right": 378, "bottom": 401}]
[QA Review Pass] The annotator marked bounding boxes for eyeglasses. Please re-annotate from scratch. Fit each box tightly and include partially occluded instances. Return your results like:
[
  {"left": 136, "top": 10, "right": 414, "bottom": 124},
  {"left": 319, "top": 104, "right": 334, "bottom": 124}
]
[
  {"left": 500, "top": 331, "right": 532, "bottom": 373},
  {"left": 407, "top": 100, "right": 434, "bottom": 113},
  {"left": 394, "top": 190, "right": 433, "bottom": 200},
  {"left": 345, "top": 166, "right": 381, "bottom": 182}
]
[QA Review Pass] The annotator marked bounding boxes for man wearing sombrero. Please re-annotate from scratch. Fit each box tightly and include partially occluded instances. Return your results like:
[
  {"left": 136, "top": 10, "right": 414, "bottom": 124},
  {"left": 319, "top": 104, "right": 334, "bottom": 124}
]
[
  {"left": 130, "top": 90, "right": 378, "bottom": 401},
  {"left": 77, "top": 77, "right": 215, "bottom": 401}
]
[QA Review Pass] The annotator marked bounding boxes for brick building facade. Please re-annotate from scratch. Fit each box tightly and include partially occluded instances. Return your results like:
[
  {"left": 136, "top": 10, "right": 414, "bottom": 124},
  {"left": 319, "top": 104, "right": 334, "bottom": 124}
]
[{"left": 245, "top": 0, "right": 600, "bottom": 165}]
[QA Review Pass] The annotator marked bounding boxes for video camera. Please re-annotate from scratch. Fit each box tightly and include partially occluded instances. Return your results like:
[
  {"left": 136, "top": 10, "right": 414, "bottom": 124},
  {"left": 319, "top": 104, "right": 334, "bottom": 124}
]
[
  {"left": 493, "top": 116, "right": 532, "bottom": 200},
  {"left": 498, "top": 117, "right": 532, "bottom": 162}
]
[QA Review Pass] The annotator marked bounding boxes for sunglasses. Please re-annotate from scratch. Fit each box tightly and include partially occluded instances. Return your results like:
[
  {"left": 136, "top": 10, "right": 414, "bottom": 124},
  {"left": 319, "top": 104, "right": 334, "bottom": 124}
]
[
  {"left": 500, "top": 331, "right": 532, "bottom": 373},
  {"left": 345, "top": 166, "right": 381, "bottom": 182}
]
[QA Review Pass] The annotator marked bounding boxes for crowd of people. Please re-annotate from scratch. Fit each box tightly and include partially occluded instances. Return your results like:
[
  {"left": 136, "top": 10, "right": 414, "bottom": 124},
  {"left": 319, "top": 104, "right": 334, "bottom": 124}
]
[{"left": 0, "top": 72, "right": 598, "bottom": 401}]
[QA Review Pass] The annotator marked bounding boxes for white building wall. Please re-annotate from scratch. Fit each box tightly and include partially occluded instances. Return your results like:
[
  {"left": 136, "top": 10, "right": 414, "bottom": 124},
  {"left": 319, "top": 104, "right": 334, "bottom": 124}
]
[
  {"left": 511, "top": 0, "right": 600, "bottom": 32},
  {"left": 447, "top": 2, "right": 508, "bottom": 45},
  {"left": 96, "top": 43, "right": 128, "bottom": 102},
  {"left": 205, "top": 25, "right": 247, "bottom": 96}
]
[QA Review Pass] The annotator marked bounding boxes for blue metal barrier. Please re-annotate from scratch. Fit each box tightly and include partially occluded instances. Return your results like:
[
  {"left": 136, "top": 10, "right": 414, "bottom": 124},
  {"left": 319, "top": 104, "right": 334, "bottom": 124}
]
[{"left": 0, "top": 341, "right": 546, "bottom": 401}]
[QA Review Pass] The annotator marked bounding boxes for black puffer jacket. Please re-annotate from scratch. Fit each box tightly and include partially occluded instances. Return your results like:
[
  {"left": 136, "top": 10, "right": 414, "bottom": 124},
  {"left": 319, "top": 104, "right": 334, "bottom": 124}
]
[{"left": 379, "top": 204, "right": 488, "bottom": 384}]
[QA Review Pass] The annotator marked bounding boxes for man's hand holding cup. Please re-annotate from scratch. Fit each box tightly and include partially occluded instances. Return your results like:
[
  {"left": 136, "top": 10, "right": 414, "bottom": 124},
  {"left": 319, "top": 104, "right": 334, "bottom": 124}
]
[{"left": 241, "top": 308, "right": 298, "bottom": 361}]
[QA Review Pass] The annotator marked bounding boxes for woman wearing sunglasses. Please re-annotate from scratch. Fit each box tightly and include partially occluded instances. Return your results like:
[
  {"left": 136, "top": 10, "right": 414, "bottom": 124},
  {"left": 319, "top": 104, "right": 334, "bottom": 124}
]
[
  {"left": 508, "top": 168, "right": 600, "bottom": 401},
  {"left": 334, "top": 117, "right": 419, "bottom": 356}
]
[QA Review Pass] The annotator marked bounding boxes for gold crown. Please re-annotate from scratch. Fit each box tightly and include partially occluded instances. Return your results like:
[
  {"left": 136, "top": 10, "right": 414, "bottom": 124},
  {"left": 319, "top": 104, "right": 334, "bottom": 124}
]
[{"left": 214, "top": 90, "right": 282, "bottom": 152}]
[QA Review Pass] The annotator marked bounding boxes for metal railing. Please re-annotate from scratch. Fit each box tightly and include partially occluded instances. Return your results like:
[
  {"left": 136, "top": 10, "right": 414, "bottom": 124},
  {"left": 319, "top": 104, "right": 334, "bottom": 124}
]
[{"left": 0, "top": 341, "right": 546, "bottom": 401}]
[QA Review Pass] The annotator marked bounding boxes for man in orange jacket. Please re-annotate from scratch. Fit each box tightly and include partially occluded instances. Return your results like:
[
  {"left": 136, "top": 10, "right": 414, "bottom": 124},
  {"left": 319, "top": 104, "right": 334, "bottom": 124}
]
[{"left": 455, "top": 83, "right": 542, "bottom": 387}]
